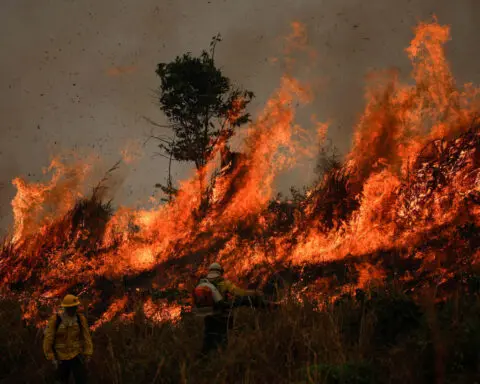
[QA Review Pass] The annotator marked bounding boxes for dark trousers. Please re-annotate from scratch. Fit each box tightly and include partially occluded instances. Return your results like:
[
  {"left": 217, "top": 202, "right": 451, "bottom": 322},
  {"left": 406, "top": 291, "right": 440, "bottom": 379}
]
[
  {"left": 202, "top": 315, "right": 232, "bottom": 354},
  {"left": 55, "top": 355, "right": 87, "bottom": 384}
]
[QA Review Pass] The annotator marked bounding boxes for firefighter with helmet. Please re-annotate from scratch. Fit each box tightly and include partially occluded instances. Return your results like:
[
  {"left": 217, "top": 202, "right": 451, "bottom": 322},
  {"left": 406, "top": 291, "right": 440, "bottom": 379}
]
[
  {"left": 193, "top": 262, "right": 262, "bottom": 355},
  {"left": 43, "top": 294, "right": 93, "bottom": 383}
]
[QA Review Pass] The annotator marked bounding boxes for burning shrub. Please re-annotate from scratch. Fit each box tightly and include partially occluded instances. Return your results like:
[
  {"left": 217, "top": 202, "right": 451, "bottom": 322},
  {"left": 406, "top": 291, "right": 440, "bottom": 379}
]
[
  {"left": 0, "top": 20, "right": 479, "bottom": 356},
  {"left": 0, "top": 194, "right": 112, "bottom": 291},
  {"left": 68, "top": 194, "right": 113, "bottom": 253},
  {"left": 304, "top": 167, "right": 359, "bottom": 232}
]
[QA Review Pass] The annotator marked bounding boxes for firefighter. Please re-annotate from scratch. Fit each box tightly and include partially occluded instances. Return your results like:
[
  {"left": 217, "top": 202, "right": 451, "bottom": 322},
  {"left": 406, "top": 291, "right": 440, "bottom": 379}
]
[
  {"left": 43, "top": 294, "right": 93, "bottom": 384},
  {"left": 200, "top": 262, "right": 262, "bottom": 355}
]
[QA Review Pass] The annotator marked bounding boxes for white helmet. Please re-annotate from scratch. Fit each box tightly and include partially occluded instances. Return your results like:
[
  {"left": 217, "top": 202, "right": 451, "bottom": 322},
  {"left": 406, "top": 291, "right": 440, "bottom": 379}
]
[{"left": 207, "top": 262, "right": 223, "bottom": 278}]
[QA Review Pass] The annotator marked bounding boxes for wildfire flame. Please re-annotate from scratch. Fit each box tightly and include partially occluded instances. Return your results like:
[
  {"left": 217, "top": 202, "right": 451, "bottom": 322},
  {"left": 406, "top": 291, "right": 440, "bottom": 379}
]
[{"left": 1, "top": 19, "right": 479, "bottom": 327}]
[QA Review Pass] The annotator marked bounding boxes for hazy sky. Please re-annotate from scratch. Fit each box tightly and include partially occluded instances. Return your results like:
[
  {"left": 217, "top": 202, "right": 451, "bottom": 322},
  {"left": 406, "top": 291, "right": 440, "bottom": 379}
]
[{"left": 1, "top": 0, "right": 479, "bottom": 232}]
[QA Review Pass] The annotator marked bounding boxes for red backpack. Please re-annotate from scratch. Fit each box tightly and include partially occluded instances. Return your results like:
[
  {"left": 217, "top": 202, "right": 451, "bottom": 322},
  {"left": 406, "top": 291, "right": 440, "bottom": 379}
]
[{"left": 192, "top": 279, "right": 224, "bottom": 317}]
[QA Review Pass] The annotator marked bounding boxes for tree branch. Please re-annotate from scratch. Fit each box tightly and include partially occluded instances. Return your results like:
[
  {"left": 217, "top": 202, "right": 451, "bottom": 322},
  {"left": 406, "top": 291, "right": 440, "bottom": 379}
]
[
  {"left": 92, "top": 159, "right": 122, "bottom": 198},
  {"left": 148, "top": 135, "right": 174, "bottom": 146},
  {"left": 142, "top": 115, "right": 174, "bottom": 130},
  {"left": 152, "top": 152, "right": 173, "bottom": 160}
]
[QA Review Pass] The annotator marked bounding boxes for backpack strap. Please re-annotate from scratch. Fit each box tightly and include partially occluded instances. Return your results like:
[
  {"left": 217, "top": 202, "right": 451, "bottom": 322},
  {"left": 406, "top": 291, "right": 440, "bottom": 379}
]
[
  {"left": 52, "top": 313, "right": 84, "bottom": 359},
  {"left": 52, "top": 314, "right": 61, "bottom": 360},
  {"left": 76, "top": 313, "right": 84, "bottom": 339},
  {"left": 54, "top": 313, "right": 82, "bottom": 330},
  {"left": 55, "top": 314, "right": 62, "bottom": 331}
]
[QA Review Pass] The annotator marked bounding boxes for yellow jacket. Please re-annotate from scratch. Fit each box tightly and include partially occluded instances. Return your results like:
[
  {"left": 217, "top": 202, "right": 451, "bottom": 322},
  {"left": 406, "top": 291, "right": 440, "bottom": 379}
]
[
  {"left": 43, "top": 312, "right": 93, "bottom": 361},
  {"left": 210, "top": 277, "right": 256, "bottom": 298}
]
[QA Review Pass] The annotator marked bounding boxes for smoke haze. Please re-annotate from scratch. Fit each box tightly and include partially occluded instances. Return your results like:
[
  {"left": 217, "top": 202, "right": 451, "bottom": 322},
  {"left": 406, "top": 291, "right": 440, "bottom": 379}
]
[{"left": 1, "top": 0, "right": 479, "bottom": 233}]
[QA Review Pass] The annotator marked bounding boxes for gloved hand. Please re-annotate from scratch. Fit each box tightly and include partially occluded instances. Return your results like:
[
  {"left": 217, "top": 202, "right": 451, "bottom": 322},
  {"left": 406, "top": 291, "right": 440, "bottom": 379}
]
[{"left": 52, "top": 360, "right": 58, "bottom": 369}]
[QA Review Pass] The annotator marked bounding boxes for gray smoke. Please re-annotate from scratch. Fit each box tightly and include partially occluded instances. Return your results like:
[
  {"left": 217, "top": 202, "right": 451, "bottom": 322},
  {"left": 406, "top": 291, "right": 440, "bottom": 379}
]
[{"left": 0, "top": 0, "right": 479, "bottom": 234}]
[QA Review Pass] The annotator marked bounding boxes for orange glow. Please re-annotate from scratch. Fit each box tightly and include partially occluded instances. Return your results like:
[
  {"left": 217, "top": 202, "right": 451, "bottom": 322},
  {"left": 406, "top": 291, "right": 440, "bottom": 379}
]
[
  {"left": 1, "top": 20, "right": 479, "bottom": 326},
  {"left": 106, "top": 66, "right": 137, "bottom": 76},
  {"left": 143, "top": 299, "right": 183, "bottom": 324}
]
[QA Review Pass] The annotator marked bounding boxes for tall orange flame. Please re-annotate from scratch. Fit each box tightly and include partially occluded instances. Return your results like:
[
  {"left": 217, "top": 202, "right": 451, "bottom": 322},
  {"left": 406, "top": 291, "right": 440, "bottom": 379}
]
[{"left": 1, "top": 19, "right": 479, "bottom": 326}]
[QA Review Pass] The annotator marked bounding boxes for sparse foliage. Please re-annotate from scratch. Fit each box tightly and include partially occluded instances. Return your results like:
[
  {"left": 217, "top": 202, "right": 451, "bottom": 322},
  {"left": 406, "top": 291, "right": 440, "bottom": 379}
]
[
  {"left": 315, "top": 139, "right": 342, "bottom": 180},
  {"left": 155, "top": 34, "right": 254, "bottom": 171}
]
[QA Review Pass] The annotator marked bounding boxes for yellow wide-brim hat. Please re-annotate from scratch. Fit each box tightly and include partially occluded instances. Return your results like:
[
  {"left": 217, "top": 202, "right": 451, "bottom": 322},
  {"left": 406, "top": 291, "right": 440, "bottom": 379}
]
[{"left": 61, "top": 294, "right": 80, "bottom": 308}]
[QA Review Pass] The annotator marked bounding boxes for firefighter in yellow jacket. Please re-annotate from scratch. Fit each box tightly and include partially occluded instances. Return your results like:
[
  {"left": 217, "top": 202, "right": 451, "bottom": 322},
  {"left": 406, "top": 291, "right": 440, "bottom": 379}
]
[
  {"left": 200, "top": 263, "right": 261, "bottom": 354},
  {"left": 43, "top": 294, "right": 93, "bottom": 384}
]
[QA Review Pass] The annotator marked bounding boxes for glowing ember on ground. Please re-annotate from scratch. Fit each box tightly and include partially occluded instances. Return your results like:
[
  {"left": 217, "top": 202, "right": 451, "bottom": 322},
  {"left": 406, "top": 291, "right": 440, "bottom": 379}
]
[{"left": 143, "top": 299, "right": 184, "bottom": 324}]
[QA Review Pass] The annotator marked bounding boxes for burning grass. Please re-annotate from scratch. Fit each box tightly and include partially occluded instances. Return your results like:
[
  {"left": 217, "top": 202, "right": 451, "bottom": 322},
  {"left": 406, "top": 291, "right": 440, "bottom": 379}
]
[
  {"left": 0, "top": 283, "right": 479, "bottom": 384},
  {"left": 0, "top": 19, "right": 480, "bottom": 326},
  {"left": 0, "top": 18, "right": 480, "bottom": 382},
  {"left": 3, "top": 117, "right": 480, "bottom": 325}
]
